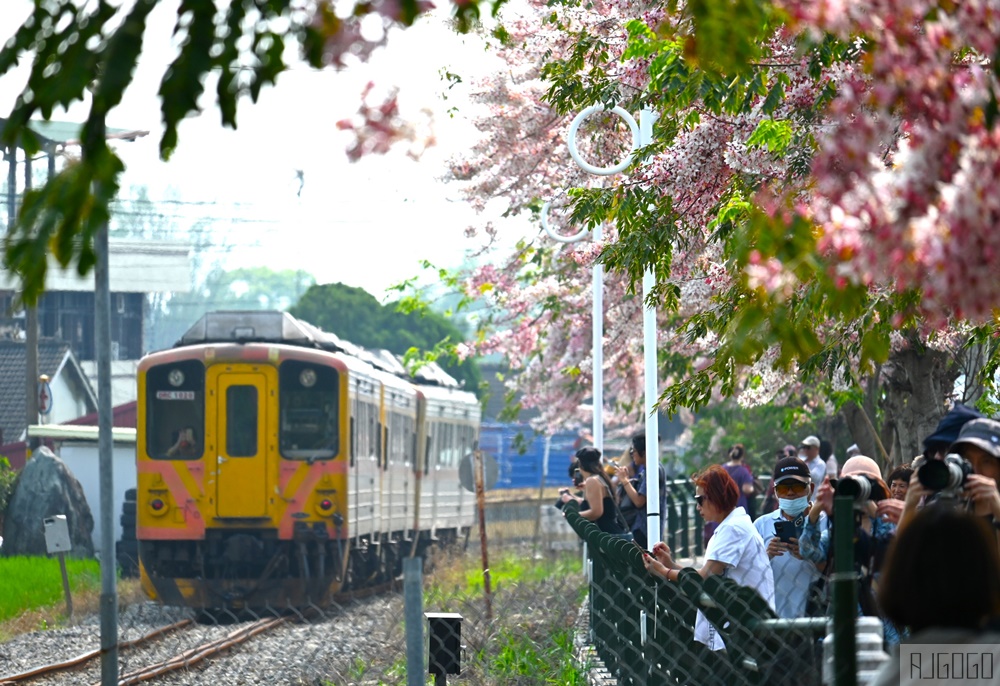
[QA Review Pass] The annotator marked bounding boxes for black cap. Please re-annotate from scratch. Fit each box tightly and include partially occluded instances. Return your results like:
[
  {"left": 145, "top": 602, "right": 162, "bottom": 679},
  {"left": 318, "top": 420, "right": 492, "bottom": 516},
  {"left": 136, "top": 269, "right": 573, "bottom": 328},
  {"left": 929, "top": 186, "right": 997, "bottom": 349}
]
[
  {"left": 923, "top": 403, "right": 983, "bottom": 450},
  {"left": 951, "top": 418, "right": 1000, "bottom": 459},
  {"left": 772, "top": 457, "right": 811, "bottom": 484}
]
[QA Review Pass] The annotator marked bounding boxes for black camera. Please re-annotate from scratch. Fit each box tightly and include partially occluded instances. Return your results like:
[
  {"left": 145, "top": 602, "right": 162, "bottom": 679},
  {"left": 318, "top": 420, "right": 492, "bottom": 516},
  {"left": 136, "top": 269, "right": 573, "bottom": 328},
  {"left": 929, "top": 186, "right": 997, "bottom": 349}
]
[
  {"left": 917, "top": 453, "right": 972, "bottom": 495},
  {"left": 555, "top": 488, "right": 572, "bottom": 510},
  {"left": 832, "top": 474, "right": 886, "bottom": 505}
]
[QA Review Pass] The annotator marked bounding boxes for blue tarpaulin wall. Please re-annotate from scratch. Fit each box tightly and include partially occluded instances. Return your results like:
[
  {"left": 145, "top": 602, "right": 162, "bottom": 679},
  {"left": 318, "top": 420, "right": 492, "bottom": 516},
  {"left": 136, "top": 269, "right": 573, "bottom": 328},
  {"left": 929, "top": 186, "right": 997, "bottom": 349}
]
[{"left": 478, "top": 423, "right": 583, "bottom": 489}]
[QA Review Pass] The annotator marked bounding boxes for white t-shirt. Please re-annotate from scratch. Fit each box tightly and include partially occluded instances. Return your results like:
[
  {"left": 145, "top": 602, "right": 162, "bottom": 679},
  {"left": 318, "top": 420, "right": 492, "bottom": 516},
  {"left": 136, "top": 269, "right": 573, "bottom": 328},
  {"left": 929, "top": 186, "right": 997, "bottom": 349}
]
[
  {"left": 753, "top": 509, "right": 824, "bottom": 619},
  {"left": 807, "top": 456, "right": 827, "bottom": 487},
  {"left": 695, "top": 506, "right": 776, "bottom": 651},
  {"left": 825, "top": 453, "right": 838, "bottom": 478}
]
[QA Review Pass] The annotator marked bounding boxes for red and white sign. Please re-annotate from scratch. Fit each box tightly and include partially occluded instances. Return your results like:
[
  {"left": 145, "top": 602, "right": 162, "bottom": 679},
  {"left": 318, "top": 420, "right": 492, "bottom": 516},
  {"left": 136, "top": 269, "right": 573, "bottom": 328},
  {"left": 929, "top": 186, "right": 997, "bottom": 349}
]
[{"left": 38, "top": 381, "right": 53, "bottom": 416}]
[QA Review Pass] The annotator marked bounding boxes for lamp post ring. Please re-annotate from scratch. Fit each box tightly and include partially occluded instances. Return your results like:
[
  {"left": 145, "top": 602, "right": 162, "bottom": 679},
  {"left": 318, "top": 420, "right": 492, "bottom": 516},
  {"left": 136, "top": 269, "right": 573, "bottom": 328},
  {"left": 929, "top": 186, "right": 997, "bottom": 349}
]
[
  {"left": 540, "top": 199, "right": 591, "bottom": 243},
  {"left": 567, "top": 105, "right": 640, "bottom": 177}
]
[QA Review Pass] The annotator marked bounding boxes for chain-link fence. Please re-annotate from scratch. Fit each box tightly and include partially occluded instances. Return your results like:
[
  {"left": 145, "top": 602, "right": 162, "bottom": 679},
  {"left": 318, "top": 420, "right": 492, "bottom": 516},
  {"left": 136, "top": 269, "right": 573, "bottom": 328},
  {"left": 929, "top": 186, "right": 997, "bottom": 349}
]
[
  {"left": 0, "top": 489, "right": 888, "bottom": 686},
  {"left": 558, "top": 492, "right": 897, "bottom": 686}
]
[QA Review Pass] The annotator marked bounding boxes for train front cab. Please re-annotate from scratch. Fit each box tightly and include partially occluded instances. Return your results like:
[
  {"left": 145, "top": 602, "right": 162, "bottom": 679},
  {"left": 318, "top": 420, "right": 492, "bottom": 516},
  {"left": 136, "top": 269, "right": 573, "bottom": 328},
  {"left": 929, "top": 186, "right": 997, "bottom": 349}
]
[{"left": 136, "top": 348, "right": 349, "bottom": 610}]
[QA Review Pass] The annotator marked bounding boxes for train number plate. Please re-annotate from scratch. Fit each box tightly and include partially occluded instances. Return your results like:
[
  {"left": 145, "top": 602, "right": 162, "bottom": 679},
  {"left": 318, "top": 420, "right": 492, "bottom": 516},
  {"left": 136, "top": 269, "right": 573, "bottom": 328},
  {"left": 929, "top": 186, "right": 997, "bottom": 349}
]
[{"left": 156, "top": 391, "right": 196, "bottom": 400}]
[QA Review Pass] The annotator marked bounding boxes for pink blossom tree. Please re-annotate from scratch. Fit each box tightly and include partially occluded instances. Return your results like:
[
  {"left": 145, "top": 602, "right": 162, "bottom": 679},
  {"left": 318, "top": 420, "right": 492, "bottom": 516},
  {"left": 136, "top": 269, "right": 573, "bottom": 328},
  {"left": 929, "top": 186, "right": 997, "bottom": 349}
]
[{"left": 439, "top": 0, "right": 1000, "bottom": 464}]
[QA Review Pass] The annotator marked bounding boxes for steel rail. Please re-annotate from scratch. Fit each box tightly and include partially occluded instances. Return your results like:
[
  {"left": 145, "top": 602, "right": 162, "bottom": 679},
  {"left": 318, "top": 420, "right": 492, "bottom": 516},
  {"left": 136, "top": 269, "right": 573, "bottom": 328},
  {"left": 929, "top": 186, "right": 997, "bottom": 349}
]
[
  {"left": 108, "top": 616, "right": 287, "bottom": 686},
  {"left": 0, "top": 619, "right": 193, "bottom": 685}
]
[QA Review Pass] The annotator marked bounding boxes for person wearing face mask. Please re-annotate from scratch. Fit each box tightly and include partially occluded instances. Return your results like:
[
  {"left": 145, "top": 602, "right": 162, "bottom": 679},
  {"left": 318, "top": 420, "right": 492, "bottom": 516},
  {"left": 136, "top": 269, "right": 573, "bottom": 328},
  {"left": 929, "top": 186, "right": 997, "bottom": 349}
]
[{"left": 753, "top": 457, "right": 827, "bottom": 619}]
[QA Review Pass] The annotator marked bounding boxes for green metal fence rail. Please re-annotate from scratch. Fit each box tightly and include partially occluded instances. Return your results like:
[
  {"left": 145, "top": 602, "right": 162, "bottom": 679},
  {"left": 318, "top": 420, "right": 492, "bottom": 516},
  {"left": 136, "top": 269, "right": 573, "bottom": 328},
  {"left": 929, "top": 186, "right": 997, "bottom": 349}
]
[{"left": 561, "top": 499, "right": 853, "bottom": 686}]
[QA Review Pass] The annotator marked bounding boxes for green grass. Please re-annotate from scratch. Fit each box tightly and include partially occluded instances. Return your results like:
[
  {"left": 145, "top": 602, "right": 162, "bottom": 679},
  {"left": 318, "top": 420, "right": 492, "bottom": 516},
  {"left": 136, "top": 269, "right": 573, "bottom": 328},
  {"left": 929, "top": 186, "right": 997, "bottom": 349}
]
[
  {"left": 460, "top": 550, "right": 584, "bottom": 591},
  {"left": 0, "top": 556, "right": 101, "bottom": 622},
  {"left": 421, "top": 549, "right": 587, "bottom": 684},
  {"left": 488, "top": 627, "right": 588, "bottom": 685}
]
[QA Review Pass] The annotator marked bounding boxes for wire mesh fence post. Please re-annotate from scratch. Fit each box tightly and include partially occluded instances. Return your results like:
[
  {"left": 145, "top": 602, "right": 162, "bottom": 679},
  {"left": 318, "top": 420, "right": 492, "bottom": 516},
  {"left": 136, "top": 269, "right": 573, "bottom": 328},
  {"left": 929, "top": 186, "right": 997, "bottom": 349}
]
[
  {"left": 404, "top": 557, "right": 424, "bottom": 686},
  {"left": 832, "top": 495, "right": 857, "bottom": 686}
]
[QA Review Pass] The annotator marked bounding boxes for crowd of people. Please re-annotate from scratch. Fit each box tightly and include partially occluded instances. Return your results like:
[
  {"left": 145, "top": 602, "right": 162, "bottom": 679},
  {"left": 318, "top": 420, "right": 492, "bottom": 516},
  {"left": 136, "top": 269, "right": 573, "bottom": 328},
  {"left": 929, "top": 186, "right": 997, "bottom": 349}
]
[{"left": 560, "top": 404, "right": 1000, "bottom": 682}]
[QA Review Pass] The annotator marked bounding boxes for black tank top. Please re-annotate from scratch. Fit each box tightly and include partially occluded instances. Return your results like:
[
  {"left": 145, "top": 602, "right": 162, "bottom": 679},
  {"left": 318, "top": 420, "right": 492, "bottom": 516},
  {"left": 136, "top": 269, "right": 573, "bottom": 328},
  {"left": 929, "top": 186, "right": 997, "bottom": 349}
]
[{"left": 583, "top": 479, "right": 627, "bottom": 534}]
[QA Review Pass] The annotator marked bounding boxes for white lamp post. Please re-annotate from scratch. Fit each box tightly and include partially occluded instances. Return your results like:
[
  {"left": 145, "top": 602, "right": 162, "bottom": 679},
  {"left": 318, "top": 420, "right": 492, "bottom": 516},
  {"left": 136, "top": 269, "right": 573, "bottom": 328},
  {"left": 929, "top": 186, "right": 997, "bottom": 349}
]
[{"left": 542, "top": 105, "right": 661, "bottom": 547}]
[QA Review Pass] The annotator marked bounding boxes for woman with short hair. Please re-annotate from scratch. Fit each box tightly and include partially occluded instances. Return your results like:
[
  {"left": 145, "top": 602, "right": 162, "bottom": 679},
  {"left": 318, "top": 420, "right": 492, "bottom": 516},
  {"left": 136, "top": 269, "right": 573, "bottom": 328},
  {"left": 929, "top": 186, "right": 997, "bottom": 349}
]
[{"left": 644, "top": 464, "right": 775, "bottom": 650}]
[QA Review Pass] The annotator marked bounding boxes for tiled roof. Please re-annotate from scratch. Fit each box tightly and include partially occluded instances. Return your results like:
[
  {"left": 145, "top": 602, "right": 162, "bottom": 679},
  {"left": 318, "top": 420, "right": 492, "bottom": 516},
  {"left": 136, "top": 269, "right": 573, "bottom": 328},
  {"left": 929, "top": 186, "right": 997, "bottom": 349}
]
[{"left": 0, "top": 339, "right": 77, "bottom": 445}]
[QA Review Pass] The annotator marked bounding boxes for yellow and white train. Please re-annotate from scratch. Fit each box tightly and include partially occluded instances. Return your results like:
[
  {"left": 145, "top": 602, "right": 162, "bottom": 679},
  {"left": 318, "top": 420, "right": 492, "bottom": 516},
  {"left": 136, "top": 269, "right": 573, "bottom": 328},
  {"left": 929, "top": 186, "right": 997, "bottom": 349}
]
[{"left": 135, "top": 311, "right": 480, "bottom": 609}]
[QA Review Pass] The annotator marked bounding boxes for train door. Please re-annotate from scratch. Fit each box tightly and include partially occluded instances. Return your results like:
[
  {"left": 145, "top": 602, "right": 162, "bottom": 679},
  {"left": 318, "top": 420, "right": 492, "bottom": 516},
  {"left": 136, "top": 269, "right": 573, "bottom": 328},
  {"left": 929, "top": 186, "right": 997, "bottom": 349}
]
[
  {"left": 352, "top": 378, "right": 381, "bottom": 541},
  {"left": 212, "top": 368, "right": 272, "bottom": 518}
]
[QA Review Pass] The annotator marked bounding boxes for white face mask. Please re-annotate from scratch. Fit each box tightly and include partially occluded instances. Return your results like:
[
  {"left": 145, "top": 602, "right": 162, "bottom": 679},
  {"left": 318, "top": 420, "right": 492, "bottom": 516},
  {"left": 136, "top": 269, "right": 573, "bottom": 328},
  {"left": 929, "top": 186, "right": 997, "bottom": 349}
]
[{"left": 778, "top": 495, "right": 810, "bottom": 517}]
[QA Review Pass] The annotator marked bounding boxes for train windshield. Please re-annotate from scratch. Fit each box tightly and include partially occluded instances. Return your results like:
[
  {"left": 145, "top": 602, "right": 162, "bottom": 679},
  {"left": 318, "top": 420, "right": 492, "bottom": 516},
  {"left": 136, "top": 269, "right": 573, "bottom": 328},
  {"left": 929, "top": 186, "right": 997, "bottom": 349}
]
[
  {"left": 146, "top": 360, "right": 205, "bottom": 460},
  {"left": 279, "top": 360, "right": 339, "bottom": 460}
]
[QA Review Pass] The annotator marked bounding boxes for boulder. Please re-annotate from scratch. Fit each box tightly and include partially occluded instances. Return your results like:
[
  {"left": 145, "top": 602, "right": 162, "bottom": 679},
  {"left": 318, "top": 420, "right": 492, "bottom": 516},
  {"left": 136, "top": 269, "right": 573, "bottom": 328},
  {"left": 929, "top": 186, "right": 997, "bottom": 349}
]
[{"left": 2, "top": 446, "right": 95, "bottom": 557}]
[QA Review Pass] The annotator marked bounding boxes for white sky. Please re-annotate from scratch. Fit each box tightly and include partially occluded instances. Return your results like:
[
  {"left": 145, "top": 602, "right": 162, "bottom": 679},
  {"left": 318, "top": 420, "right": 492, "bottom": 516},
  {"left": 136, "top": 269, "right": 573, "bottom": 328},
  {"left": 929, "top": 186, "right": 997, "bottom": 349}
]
[{"left": 0, "top": 1, "right": 522, "bottom": 300}]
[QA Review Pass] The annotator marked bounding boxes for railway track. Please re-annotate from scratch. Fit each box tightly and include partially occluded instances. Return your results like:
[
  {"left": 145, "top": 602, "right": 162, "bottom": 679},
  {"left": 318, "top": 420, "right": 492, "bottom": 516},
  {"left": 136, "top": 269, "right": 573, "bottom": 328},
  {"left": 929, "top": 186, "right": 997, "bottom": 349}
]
[
  {"left": 0, "top": 583, "right": 396, "bottom": 686},
  {"left": 0, "top": 616, "right": 290, "bottom": 686}
]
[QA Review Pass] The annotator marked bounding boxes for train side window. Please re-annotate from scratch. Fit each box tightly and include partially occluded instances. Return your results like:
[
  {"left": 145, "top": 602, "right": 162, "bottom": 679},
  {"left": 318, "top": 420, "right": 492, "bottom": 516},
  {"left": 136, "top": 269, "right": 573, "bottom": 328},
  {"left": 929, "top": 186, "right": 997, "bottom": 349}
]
[
  {"left": 439, "top": 423, "right": 456, "bottom": 467},
  {"left": 279, "top": 361, "right": 339, "bottom": 460},
  {"left": 368, "top": 404, "right": 375, "bottom": 459},
  {"left": 226, "top": 385, "right": 258, "bottom": 457},
  {"left": 146, "top": 360, "right": 205, "bottom": 460},
  {"left": 350, "top": 416, "right": 356, "bottom": 467}
]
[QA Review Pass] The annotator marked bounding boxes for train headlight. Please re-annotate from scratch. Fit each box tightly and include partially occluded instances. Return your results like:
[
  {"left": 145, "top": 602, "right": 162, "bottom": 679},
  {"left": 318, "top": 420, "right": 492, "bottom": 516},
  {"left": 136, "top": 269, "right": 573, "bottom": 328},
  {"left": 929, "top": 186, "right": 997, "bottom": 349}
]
[
  {"left": 315, "top": 498, "right": 334, "bottom": 516},
  {"left": 149, "top": 498, "right": 168, "bottom": 517}
]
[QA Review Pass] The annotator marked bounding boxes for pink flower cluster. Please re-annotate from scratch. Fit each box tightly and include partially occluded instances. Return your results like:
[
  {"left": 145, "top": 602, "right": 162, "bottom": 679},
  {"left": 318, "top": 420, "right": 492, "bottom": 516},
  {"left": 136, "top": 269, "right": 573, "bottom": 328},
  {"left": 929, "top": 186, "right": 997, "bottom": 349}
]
[
  {"left": 336, "top": 82, "right": 436, "bottom": 161},
  {"left": 780, "top": 0, "right": 1000, "bottom": 325}
]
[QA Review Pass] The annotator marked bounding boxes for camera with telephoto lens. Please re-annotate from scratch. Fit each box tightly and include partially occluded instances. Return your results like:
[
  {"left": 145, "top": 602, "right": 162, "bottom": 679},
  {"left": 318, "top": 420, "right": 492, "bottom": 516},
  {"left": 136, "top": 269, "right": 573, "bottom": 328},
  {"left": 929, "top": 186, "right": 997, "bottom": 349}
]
[
  {"left": 916, "top": 453, "right": 972, "bottom": 497},
  {"left": 832, "top": 474, "right": 886, "bottom": 505}
]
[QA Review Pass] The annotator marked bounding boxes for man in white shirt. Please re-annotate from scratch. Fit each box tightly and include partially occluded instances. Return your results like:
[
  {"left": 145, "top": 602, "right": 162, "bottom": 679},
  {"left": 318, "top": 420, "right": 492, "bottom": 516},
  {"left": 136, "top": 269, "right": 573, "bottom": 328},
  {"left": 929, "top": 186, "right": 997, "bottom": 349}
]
[
  {"left": 799, "top": 435, "right": 827, "bottom": 488},
  {"left": 754, "top": 457, "right": 827, "bottom": 619}
]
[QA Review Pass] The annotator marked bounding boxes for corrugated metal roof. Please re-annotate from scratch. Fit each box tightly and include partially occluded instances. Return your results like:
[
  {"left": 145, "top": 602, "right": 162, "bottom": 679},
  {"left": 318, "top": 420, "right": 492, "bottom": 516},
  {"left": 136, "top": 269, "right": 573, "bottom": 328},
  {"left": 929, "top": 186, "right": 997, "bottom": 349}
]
[{"left": 0, "top": 339, "right": 94, "bottom": 445}]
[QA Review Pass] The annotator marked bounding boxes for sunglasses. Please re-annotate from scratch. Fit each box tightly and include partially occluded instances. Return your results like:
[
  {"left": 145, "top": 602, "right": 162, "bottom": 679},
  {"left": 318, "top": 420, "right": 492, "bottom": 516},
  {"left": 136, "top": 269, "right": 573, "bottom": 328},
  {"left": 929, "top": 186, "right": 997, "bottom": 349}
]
[
  {"left": 774, "top": 482, "right": 809, "bottom": 496},
  {"left": 694, "top": 495, "right": 705, "bottom": 506}
]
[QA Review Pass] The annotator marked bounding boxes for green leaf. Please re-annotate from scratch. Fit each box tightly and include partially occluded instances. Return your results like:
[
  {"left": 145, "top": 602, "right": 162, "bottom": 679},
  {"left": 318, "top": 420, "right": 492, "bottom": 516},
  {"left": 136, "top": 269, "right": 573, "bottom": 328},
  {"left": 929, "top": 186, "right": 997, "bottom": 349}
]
[
  {"left": 745, "top": 119, "right": 793, "bottom": 154},
  {"left": 760, "top": 78, "right": 786, "bottom": 114},
  {"left": 158, "top": 0, "right": 217, "bottom": 160}
]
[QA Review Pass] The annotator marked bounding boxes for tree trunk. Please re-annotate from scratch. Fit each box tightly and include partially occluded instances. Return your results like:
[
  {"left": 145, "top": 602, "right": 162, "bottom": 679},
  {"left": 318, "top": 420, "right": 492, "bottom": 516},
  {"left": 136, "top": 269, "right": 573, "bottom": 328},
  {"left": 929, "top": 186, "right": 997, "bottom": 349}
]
[
  {"left": 841, "top": 370, "right": 885, "bottom": 464},
  {"left": 841, "top": 340, "right": 973, "bottom": 473},
  {"left": 879, "top": 345, "right": 959, "bottom": 470}
]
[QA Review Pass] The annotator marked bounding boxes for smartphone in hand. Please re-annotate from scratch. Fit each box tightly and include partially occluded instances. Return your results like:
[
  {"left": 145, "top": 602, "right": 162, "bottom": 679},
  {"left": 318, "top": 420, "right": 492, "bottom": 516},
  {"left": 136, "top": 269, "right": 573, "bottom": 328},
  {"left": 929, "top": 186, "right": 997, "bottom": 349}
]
[{"left": 773, "top": 519, "right": 796, "bottom": 543}]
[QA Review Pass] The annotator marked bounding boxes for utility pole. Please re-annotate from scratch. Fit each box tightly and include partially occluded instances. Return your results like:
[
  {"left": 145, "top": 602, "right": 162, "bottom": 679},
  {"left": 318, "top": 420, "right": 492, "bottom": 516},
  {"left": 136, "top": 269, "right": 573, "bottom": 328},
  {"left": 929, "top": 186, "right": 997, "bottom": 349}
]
[
  {"left": 24, "top": 149, "right": 38, "bottom": 449},
  {"left": 96, "top": 185, "right": 118, "bottom": 684}
]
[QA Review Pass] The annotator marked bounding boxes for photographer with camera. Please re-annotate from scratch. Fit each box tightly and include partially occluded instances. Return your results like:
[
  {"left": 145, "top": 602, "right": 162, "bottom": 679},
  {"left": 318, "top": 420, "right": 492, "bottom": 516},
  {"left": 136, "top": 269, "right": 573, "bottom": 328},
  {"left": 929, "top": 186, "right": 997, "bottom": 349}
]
[
  {"left": 953, "top": 419, "right": 1000, "bottom": 518},
  {"left": 556, "top": 456, "right": 586, "bottom": 505},
  {"left": 893, "top": 417, "right": 1000, "bottom": 534},
  {"left": 800, "top": 455, "right": 900, "bottom": 643}
]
